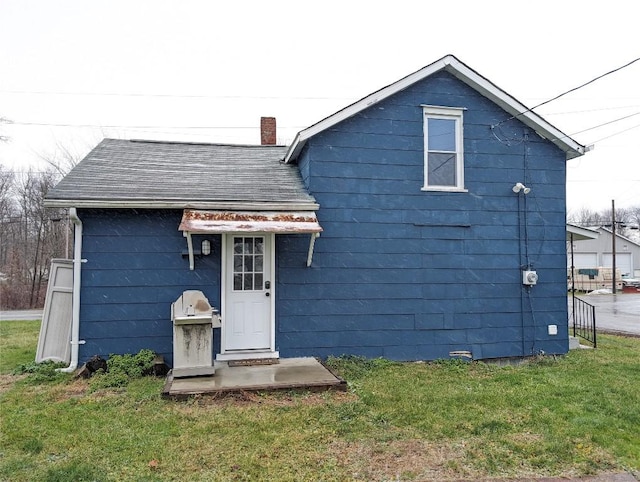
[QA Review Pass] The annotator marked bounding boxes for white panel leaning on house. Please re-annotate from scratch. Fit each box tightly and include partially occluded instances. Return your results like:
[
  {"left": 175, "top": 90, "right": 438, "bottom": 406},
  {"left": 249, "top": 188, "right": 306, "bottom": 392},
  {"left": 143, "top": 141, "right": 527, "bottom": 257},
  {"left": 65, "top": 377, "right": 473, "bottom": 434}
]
[{"left": 36, "top": 259, "right": 74, "bottom": 363}]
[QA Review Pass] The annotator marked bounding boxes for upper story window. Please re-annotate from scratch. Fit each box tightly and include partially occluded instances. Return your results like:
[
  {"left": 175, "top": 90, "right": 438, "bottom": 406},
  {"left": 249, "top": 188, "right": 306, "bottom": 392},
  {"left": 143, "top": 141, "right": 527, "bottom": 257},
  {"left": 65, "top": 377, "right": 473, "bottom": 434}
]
[{"left": 422, "top": 105, "right": 466, "bottom": 191}]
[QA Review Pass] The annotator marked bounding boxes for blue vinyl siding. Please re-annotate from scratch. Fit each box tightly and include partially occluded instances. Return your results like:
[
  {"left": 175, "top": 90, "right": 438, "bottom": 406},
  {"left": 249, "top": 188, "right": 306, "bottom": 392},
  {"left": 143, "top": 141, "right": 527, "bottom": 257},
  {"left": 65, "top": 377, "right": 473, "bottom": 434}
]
[
  {"left": 77, "top": 209, "right": 221, "bottom": 365},
  {"left": 77, "top": 69, "right": 569, "bottom": 365},
  {"left": 276, "top": 71, "right": 568, "bottom": 361}
]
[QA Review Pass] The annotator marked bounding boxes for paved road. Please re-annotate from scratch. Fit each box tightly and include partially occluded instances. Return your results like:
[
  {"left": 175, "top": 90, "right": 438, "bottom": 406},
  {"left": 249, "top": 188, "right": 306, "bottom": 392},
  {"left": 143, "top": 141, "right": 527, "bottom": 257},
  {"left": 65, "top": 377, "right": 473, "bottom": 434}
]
[
  {"left": 0, "top": 309, "right": 43, "bottom": 321},
  {"left": 569, "top": 293, "right": 640, "bottom": 336}
]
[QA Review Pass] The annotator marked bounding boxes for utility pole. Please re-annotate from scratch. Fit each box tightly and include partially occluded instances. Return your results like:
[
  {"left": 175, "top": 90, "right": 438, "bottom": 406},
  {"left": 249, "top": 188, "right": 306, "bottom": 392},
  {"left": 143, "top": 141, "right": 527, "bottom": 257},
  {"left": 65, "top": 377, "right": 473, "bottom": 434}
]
[{"left": 612, "top": 199, "right": 616, "bottom": 294}]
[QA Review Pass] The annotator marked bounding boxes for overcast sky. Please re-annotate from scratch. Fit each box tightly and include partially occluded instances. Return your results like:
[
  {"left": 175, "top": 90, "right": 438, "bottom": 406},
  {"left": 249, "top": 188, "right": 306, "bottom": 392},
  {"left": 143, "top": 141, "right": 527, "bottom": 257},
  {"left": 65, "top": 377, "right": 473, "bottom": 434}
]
[{"left": 1, "top": 0, "right": 639, "bottom": 212}]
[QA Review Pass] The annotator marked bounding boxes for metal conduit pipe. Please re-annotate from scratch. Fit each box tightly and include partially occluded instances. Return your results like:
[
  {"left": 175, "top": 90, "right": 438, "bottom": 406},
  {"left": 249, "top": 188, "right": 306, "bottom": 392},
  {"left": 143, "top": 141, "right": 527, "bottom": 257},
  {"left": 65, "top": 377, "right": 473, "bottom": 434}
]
[{"left": 59, "top": 208, "right": 84, "bottom": 373}]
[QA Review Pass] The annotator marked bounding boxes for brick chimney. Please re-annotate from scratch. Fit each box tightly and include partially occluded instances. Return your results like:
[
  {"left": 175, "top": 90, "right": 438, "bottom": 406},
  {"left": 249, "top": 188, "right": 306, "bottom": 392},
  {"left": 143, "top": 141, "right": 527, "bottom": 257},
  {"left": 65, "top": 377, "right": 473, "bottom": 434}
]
[{"left": 260, "top": 117, "right": 277, "bottom": 145}]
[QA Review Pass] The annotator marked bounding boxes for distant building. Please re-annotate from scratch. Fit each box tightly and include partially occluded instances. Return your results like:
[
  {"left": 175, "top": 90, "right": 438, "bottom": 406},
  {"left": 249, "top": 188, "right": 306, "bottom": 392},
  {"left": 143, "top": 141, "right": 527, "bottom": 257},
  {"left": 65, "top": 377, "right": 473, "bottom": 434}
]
[{"left": 568, "top": 227, "right": 640, "bottom": 278}]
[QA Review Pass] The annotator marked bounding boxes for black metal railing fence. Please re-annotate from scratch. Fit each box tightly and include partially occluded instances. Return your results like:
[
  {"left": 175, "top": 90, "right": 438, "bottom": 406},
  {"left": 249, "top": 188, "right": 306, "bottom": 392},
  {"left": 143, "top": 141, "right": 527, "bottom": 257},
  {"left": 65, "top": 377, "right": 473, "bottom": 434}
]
[{"left": 571, "top": 296, "right": 597, "bottom": 348}]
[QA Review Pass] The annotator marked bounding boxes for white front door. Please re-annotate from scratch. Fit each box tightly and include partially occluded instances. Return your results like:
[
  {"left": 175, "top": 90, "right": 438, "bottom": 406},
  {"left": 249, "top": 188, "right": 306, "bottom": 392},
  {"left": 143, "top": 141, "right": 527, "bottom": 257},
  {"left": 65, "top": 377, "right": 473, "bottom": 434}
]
[{"left": 222, "top": 234, "right": 274, "bottom": 354}]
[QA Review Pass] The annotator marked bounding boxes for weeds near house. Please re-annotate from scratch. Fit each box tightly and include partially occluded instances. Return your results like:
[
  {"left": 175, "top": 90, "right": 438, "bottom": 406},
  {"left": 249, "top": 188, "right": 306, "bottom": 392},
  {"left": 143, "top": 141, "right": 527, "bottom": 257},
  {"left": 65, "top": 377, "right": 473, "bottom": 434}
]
[
  {"left": 88, "top": 349, "right": 156, "bottom": 392},
  {"left": 12, "top": 360, "right": 69, "bottom": 384},
  {"left": 1, "top": 320, "right": 639, "bottom": 481}
]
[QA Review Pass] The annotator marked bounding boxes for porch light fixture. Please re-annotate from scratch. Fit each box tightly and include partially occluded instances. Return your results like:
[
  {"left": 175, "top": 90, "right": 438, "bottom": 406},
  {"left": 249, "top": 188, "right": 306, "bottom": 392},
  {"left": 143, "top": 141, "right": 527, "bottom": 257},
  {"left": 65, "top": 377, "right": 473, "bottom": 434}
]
[
  {"left": 512, "top": 182, "right": 531, "bottom": 194},
  {"left": 201, "top": 239, "right": 211, "bottom": 256}
]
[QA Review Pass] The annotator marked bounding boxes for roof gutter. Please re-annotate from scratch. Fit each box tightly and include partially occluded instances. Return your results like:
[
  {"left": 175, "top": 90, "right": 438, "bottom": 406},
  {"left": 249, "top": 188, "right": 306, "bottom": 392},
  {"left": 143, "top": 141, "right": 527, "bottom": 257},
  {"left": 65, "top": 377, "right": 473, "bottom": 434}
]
[
  {"left": 59, "top": 208, "right": 85, "bottom": 373},
  {"left": 44, "top": 200, "right": 320, "bottom": 211}
]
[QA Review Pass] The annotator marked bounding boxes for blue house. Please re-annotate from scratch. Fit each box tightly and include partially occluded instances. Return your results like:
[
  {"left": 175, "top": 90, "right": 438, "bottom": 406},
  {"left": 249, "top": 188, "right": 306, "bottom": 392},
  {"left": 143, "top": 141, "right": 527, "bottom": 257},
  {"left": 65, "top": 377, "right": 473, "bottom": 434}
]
[{"left": 45, "top": 55, "right": 585, "bottom": 369}]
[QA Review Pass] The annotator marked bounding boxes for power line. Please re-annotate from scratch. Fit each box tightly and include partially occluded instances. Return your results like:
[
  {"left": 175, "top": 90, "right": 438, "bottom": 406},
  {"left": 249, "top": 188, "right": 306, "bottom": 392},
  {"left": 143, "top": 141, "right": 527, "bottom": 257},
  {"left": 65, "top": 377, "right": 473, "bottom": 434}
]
[
  {"left": 564, "top": 111, "right": 640, "bottom": 137},
  {"left": 587, "top": 122, "right": 640, "bottom": 145},
  {"left": 568, "top": 179, "right": 640, "bottom": 183},
  {"left": 0, "top": 89, "right": 351, "bottom": 101},
  {"left": 10, "top": 122, "right": 252, "bottom": 129},
  {"left": 545, "top": 105, "right": 640, "bottom": 116},
  {"left": 530, "top": 55, "right": 640, "bottom": 110},
  {"left": 493, "top": 56, "right": 640, "bottom": 127},
  {"left": 6, "top": 58, "right": 640, "bottom": 144},
  {"left": 6, "top": 121, "right": 307, "bottom": 130},
  {"left": 8, "top": 115, "right": 639, "bottom": 147}
]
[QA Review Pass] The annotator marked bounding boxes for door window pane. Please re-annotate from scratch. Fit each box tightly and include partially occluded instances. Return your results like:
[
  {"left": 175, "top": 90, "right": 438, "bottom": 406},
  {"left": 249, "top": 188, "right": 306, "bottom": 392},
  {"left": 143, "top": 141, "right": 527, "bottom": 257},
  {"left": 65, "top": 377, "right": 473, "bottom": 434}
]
[
  {"left": 234, "top": 255, "right": 243, "bottom": 271},
  {"left": 232, "top": 236, "right": 266, "bottom": 291},
  {"left": 234, "top": 274, "right": 242, "bottom": 291},
  {"left": 243, "top": 274, "right": 253, "bottom": 290},
  {"left": 244, "top": 255, "right": 253, "bottom": 272},
  {"left": 234, "top": 238, "right": 243, "bottom": 254}
]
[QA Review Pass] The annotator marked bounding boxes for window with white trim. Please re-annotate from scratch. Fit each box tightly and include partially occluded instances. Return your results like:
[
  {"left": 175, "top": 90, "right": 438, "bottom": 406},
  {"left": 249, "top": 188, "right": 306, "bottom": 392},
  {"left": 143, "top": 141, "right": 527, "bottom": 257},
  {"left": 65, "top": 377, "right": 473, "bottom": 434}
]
[{"left": 422, "top": 106, "right": 465, "bottom": 191}]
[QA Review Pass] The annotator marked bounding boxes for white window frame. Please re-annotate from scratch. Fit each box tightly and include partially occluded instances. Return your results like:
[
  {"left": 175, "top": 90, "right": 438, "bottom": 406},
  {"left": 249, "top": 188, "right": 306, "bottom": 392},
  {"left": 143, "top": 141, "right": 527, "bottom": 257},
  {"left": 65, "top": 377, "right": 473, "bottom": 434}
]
[{"left": 422, "top": 105, "right": 466, "bottom": 192}]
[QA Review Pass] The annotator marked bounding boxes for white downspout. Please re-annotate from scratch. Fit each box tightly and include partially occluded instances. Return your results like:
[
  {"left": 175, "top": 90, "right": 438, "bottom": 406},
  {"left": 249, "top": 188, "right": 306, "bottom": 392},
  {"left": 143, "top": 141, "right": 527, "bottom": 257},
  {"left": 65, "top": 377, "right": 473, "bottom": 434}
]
[{"left": 60, "top": 207, "right": 84, "bottom": 373}]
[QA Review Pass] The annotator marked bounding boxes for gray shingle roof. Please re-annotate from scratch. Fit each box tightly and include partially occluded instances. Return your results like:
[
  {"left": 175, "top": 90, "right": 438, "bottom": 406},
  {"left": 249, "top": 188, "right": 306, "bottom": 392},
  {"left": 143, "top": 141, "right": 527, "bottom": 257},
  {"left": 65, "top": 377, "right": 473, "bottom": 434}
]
[{"left": 45, "top": 139, "right": 317, "bottom": 209}]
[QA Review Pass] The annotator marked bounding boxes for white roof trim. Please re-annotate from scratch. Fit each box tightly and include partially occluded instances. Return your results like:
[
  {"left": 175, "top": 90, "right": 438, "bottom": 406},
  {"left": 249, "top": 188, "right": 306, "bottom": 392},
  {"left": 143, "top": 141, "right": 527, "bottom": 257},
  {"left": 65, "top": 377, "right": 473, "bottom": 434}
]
[
  {"left": 43, "top": 200, "right": 320, "bottom": 211},
  {"left": 566, "top": 223, "right": 599, "bottom": 241},
  {"left": 284, "top": 55, "right": 585, "bottom": 163}
]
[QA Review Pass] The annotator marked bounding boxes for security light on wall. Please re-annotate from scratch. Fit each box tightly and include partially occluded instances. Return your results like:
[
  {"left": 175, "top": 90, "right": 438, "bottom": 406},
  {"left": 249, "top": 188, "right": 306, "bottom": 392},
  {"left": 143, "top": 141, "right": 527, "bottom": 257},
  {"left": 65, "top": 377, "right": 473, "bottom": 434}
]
[
  {"left": 512, "top": 182, "right": 531, "bottom": 194},
  {"left": 201, "top": 239, "right": 211, "bottom": 256}
]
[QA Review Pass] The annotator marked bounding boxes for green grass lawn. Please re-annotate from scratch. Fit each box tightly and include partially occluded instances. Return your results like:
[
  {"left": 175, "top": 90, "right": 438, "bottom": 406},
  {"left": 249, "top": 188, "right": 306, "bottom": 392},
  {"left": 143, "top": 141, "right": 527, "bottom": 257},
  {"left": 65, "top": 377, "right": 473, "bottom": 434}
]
[
  {"left": 0, "top": 320, "right": 638, "bottom": 481},
  {"left": 0, "top": 320, "right": 41, "bottom": 373}
]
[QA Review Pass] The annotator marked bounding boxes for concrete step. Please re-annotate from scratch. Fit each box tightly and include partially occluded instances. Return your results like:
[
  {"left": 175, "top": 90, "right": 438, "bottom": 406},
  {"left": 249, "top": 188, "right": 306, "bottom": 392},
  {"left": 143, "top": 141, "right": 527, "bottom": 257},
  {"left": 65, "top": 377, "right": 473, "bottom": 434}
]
[
  {"left": 569, "top": 336, "right": 595, "bottom": 350},
  {"left": 569, "top": 336, "right": 580, "bottom": 350}
]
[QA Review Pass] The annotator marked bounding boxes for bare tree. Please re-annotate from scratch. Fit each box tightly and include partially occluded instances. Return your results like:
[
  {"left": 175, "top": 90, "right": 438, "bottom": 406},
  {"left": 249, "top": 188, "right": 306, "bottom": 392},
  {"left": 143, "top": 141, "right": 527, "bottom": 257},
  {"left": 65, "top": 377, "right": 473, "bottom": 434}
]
[
  {"left": 568, "top": 204, "right": 640, "bottom": 242},
  {"left": 616, "top": 205, "right": 640, "bottom": 242},
  {"left": 0, "top": 166, "right": 68, "bottom": 309},
  {"left": 0, "top": 166, "right": 17, "bottom": 267},
  {"left": 0, "top": 137, "right": 86, "bottom": 309},
  {"left": 0, "top": 117, "right": 12, "bottom": 143},
  {"left": 626, "top": 205, "right": 640, "bottom": 228},
  {"left": 19, "top": 169, "right": 68, "bottom": 306},
  {"left": 599, "top": 206, "right": 631, "bottom": 229},
  {"left": 567, "top": 207, "right": 606, "bottom": 227},
  {"left": 37, "top": 141, "right": 82, "bottom": 177}
]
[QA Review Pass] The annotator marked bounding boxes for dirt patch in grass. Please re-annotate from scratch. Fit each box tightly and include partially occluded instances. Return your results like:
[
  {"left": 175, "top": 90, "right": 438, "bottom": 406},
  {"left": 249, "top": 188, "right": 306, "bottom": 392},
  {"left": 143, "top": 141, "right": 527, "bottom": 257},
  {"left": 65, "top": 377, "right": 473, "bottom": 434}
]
[
  {"left": 172, "top": 388, "right": 358, "bottom": 410},
  {"left": 50, "top": 378, "right": 90, "bottom": 401},
  {"left": 0, "top": 373, "right": 25, "bottom": 393},
  {"left": 329, "top": 438, "right": 473, "bottom": 481}
]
